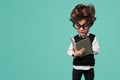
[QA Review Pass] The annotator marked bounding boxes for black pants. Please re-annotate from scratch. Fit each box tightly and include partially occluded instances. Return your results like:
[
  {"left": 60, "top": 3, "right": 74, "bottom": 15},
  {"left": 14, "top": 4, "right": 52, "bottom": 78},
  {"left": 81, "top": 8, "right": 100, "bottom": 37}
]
[{"left": 72, "top": 68, "right": 94, "bottom": 80}]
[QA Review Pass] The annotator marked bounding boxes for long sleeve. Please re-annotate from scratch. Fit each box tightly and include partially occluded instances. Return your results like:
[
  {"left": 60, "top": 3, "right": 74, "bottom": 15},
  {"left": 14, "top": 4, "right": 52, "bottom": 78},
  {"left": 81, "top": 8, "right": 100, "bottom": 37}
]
[
  {"left": 92, "top": 36, "right": 100, "bottom": 55},
  {"left": 67, "top": 43, "right": 74, "bottom": 56}
]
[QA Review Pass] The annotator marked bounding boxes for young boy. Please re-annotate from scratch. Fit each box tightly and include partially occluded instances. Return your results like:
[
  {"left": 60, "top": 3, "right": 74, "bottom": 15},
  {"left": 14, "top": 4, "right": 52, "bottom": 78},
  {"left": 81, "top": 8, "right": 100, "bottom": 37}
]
[{"left": 67, "top": 4, "right": 100, "bottom": 80}]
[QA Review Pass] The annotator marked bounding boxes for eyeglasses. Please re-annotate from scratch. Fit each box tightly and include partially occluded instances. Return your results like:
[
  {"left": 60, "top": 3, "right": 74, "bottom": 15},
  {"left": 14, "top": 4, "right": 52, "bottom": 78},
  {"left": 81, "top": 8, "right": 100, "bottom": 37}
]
[{"left": 73, "top": 23, "right": 90, "bottom": 30}]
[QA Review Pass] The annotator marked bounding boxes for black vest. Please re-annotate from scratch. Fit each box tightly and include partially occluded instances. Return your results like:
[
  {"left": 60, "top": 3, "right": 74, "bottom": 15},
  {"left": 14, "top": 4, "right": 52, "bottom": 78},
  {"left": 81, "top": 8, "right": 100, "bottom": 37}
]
[{"left": 73, "top": 33, "right": 95, "bottom": 66}]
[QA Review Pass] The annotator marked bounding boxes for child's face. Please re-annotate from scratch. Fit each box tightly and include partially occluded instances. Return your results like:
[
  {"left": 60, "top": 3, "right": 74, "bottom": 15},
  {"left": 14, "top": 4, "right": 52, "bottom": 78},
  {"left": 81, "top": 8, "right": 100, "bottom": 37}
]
[{"left": 74, "top": 19, "right": 90, "bottom": 37}]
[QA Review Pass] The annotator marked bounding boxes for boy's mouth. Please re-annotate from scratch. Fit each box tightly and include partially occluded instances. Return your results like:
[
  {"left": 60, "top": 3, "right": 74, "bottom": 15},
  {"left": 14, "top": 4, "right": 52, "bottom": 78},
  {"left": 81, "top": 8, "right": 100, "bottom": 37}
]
[{"left": 80, "top": 32, "right": 87, "bottom": 36}]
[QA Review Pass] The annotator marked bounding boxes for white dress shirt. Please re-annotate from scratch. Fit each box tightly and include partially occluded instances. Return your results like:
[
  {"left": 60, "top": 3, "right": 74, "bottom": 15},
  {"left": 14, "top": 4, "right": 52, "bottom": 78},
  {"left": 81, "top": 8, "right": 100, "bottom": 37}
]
[{"left": 67, "top": 33, "right": 100, "bottom": 70}]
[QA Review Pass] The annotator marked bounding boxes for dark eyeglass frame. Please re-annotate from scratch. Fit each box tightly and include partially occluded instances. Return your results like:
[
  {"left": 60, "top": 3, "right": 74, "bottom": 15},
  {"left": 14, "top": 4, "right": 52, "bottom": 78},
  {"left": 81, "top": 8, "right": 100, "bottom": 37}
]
[{"left": 73, "top": 22, "right": 91, "bottom": 30}]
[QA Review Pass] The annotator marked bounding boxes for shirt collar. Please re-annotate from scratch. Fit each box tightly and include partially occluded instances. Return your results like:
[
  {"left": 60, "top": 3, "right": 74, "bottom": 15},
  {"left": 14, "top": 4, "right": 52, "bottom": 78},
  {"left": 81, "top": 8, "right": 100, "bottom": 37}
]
[{"left": 78, "top": 33, "right": 90, "bottom": 38}]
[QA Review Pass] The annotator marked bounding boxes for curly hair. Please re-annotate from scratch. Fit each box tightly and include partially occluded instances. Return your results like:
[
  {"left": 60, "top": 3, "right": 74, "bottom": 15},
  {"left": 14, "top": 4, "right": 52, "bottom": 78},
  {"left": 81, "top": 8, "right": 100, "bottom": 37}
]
[{"left": 70, "top": 4, "right": 96, "bottom": 27}]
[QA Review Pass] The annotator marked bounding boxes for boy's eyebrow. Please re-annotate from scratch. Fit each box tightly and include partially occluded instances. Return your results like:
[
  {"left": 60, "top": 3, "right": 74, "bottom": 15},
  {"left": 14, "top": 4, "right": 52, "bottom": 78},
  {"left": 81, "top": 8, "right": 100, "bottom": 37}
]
[{"left": 76, "top": 23, "right": 89, "bottom": 26}]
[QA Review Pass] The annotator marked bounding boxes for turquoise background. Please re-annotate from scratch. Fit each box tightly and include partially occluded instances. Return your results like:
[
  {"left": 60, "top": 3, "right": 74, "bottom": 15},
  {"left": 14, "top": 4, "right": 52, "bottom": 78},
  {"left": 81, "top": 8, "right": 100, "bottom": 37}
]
[{"left": 0, "top": 0, "right": 120, "bottom": 80}]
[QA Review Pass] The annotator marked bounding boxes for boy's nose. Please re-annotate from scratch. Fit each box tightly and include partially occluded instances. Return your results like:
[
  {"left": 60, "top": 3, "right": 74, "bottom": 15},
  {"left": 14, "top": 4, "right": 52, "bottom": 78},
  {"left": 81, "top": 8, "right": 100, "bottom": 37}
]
[{"left": 79, "top": 27, "right": 84, "bottom": 30}]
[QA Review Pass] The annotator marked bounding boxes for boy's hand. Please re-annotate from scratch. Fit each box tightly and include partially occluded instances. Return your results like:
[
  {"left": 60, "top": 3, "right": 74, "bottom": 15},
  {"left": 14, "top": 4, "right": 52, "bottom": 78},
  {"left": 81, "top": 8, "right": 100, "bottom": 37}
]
[{"left": 73, "top": 48, "right": 85, "bottom": 57}]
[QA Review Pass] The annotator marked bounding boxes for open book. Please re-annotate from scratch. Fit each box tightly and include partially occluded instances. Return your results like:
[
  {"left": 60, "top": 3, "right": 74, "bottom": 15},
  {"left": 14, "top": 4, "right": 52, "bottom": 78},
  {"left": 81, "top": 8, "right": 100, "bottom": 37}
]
[{"left": 70, "top": 36, "right": 93, "bottom": 57}]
